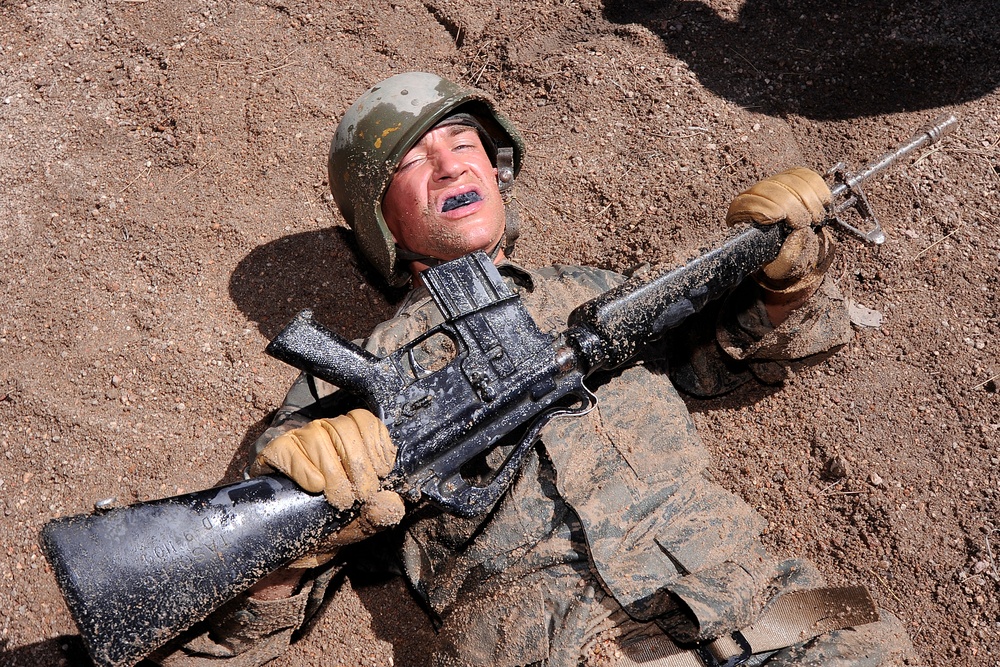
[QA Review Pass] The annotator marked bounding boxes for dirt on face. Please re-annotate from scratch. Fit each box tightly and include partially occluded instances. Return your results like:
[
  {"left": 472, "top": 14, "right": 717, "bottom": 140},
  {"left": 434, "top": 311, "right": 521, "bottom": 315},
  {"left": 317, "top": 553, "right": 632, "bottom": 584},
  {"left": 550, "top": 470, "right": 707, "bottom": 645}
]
[{"left": 1, "top": 1, "right": 998, "bottom": 665}]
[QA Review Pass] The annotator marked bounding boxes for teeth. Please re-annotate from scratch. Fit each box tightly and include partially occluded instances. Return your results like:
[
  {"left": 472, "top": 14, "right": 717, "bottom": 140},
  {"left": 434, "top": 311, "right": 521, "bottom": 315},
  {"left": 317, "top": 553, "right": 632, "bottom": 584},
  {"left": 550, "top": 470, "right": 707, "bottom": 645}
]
[{"left": 442, "top": 191, "right": 482, "bottom": 212}]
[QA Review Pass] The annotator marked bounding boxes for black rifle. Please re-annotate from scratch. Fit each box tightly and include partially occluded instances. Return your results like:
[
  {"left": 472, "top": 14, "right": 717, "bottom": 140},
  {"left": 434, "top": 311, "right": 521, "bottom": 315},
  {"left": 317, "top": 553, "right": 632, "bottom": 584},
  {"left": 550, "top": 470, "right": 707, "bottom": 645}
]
[{"left": 40, "top": 115, "right": 956, "bottom": 667}]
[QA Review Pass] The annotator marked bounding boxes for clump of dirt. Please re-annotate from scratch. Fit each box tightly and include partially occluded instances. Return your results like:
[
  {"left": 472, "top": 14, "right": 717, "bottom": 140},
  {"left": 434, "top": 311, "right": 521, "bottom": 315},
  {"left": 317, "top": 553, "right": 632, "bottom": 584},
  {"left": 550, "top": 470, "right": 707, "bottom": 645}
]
[{"left": 1, "top": 1, "right": 998, "bottom": 665}]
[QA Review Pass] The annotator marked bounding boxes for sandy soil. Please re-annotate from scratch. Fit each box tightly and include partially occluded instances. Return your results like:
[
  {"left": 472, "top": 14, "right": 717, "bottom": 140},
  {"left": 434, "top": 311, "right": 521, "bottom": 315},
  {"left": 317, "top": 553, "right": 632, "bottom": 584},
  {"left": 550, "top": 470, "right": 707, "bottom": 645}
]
[{"left": 1, "top": 0, "right": 998, "bottom": 665}]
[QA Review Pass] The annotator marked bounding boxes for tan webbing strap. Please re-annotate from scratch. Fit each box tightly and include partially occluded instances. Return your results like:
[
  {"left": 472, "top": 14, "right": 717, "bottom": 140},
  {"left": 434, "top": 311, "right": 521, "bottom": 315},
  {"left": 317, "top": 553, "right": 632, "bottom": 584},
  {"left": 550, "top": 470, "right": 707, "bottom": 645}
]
[
  {"left": 611, "top": 634, "right": 706, "bottom": 667},
  {"left": 705, "top": 585, "right": 879, "bottom": 661},
  {"left": 611, "top": 585, "right": 878, "bottom": 667}
]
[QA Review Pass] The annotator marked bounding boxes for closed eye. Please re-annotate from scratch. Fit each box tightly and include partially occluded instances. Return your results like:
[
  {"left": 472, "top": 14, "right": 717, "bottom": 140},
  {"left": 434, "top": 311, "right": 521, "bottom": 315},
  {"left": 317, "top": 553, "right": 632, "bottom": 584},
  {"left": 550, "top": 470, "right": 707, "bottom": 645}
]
[{"left": 396, "top": 154, "right": 426, "bottom": 172}]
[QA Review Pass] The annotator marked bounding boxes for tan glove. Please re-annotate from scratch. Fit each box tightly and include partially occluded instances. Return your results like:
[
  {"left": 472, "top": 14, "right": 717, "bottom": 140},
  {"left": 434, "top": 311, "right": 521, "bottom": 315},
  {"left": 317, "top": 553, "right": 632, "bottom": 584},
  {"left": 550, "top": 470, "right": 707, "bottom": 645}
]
[
  {"left": 253, "top": 410, "right": 406, "bottom": 553},
  {"left": 726, "top": 167, "right": 836, "bottom": 304}
]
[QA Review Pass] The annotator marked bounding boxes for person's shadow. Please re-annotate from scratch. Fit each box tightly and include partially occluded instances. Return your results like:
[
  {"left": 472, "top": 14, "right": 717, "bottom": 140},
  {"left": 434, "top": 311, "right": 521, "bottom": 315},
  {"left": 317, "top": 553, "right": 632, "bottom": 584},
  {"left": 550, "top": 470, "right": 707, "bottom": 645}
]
[
  {"left": 228, "top": 226, "right": 404, "bottom": 343},
  {"left": 0, "top": 636, "right": 94, "bottom": 666},
  {"left": 221, "top": 217, "right": 444, "bottom": 664},
  {"left": 8, "top": 232, "right": 407, "bottom": 667},
  {"left": 605, "top": 0, "right": 999, "bottom": 119}
]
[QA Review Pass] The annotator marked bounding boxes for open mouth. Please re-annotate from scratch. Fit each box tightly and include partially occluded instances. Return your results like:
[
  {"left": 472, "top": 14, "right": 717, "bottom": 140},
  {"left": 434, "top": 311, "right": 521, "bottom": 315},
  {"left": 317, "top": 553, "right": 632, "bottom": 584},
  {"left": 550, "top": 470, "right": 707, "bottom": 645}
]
[{"left": 441, "top": 191, "right": 483, "bottom": 212}]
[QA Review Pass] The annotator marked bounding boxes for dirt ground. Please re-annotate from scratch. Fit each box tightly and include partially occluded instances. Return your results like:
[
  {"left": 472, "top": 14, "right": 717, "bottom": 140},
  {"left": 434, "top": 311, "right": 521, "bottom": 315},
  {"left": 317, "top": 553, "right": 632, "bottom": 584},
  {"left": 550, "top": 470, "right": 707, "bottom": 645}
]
[{"left": 1, "top": 0, "right": 998, "bottom": 665}]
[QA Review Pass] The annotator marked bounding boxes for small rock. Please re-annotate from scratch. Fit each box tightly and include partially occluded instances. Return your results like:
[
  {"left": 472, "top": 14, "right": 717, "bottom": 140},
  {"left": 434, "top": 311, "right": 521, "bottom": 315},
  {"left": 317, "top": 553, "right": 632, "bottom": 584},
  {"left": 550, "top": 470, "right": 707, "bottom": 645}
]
[
  {"left": 823, "top": 455, "right": 849, "bottom": 480},
  {"left": 848, "top": 300, "right": 883, "bottom": 328},
  {"left": 869, "top": 472, "right": 883, "bottom": 487}
]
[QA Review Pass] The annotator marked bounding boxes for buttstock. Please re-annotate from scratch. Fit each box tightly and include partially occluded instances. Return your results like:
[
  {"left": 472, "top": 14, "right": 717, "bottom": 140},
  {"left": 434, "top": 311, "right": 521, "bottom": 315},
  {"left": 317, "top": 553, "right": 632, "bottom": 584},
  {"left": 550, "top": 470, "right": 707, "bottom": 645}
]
[{"left": 41, "top": 475, "right": 348, "bottom": 667}]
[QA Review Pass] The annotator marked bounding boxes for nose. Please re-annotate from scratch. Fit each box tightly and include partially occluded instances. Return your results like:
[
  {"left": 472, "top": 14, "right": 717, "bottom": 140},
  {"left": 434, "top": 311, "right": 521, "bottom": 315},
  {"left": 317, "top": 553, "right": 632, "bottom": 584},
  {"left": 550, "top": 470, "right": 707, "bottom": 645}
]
[{"left": 429, "top": 147, "right": 465, "bottom": 181}]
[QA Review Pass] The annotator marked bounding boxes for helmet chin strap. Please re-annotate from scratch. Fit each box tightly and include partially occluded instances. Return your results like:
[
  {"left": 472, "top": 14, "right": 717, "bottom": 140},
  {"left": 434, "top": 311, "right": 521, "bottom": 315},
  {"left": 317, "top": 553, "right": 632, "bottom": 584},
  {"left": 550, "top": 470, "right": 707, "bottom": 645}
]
[{"left": 496, "top": 145, "right": 519, "bottom": 259}]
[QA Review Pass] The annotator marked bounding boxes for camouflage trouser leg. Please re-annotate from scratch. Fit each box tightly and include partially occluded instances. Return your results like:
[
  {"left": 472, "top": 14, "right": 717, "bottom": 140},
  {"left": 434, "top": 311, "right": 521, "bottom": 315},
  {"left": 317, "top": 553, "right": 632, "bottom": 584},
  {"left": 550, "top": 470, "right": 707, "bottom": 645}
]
[
  {"left": 146, "top": 591, "right": 310, "bottom": 667},
  {"left": 589, "top": 616, "right": 915, "bottom": 667},
  {"left": 429, "top": 547, "right": 915, "bottom": 667},
  {"left": 145, "top": 567, "right": 338, "bottom": 667},
  {"left": 584, "top": 604, "right": 915, "bottom": 667},
  {"left": 430, "top": 562, "right": 624, "bottom": 667}
]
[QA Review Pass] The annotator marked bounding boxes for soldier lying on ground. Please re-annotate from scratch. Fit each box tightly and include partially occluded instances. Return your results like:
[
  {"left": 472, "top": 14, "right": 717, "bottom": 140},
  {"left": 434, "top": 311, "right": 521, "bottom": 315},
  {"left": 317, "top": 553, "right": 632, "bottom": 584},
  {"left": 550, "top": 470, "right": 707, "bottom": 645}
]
[{"left": 149, "top": 72, "right": 915, "bottom": 667}]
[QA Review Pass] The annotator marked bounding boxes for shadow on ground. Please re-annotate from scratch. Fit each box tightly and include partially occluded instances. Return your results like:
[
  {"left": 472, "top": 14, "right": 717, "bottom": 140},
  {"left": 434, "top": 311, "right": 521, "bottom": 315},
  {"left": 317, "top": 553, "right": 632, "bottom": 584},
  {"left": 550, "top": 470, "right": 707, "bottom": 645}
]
[
  {"left": 228, "top": 227, "right": 403, "bottom": 343},
  {"left": 0, "top": 635, "right": 94, "bottom": 667},
  {"left": 606, "top": 0, "right": 1000, "bottom": 119}
]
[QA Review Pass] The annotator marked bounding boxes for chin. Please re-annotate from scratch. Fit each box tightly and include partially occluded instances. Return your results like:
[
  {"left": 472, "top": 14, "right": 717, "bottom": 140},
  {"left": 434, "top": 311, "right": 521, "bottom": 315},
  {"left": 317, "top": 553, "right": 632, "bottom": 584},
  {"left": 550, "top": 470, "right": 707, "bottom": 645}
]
[
  {"left": 451, "top": 228, "right": 504, "bottom": 256},
  {"left": 470, "top": 233, "right": 505, "bottom": 255}
]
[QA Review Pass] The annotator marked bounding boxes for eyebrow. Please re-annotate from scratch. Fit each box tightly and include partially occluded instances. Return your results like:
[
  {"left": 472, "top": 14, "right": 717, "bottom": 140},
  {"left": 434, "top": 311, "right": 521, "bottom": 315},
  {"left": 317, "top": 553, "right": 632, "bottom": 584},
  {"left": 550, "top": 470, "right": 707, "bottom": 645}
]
[
  {"left": 439, "top": 124, "right": 478, "bottom": 138},
  {"left": 400, "top": 125, "right": 478, "bottom": 161},
  {"left": 395, "top": 125, "right": 481, "bottom": 173}
]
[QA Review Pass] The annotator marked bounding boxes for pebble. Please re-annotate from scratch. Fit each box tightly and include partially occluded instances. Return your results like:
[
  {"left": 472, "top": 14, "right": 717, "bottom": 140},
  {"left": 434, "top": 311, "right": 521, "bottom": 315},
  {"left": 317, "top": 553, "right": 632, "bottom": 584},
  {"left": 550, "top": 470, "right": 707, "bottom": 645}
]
[
  {"left": 823, "top": 455, "right": 849, "bottom": 480},
  {"left": 848, "top": 301, "right": 883, "bottom": 328}
]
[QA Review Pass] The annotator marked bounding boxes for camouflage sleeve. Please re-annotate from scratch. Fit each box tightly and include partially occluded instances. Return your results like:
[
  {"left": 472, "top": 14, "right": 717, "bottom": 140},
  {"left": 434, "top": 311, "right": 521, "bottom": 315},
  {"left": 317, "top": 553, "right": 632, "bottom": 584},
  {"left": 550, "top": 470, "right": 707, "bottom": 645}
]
[
  {"left": 717, "top": 274, "right": 852, "bottom": 362},
  {"left": 250, "top": 374, "right": 319, "bottom": 455},
  {"left": 667, "top": 275, "right": 851, "bottom": 397},
  {"left": 531, "top": 263, "right": 627, "bottom": 295}
]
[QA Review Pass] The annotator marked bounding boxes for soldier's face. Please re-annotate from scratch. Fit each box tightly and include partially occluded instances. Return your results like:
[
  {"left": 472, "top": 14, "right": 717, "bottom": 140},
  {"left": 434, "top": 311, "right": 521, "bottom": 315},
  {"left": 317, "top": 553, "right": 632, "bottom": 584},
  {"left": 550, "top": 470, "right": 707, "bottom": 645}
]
[{"left": 382, "top": 124, "right": 506, "bottom": 262}]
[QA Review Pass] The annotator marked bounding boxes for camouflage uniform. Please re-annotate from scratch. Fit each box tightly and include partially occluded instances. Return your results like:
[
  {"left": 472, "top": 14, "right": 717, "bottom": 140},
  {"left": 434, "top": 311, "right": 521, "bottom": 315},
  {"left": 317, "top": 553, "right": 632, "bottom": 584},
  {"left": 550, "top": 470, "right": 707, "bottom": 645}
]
[{"left": 151, "top": 261, "right": 912, "bottom": 667}]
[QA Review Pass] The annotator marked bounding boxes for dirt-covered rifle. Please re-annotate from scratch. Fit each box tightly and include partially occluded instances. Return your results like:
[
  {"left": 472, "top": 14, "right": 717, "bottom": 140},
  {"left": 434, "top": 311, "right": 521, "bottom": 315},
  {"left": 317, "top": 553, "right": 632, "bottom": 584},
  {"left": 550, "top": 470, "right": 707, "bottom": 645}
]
[{"left": 40, "top": 114, "right": 956, "bottom": 667}]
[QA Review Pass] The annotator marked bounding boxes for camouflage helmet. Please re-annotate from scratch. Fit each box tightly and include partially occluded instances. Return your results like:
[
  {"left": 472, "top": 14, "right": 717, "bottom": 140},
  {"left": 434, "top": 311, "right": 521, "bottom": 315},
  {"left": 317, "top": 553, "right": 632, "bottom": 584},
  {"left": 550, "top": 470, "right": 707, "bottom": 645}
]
[{"left": 328, "top": 72, "right": 525, "bottom": 286}]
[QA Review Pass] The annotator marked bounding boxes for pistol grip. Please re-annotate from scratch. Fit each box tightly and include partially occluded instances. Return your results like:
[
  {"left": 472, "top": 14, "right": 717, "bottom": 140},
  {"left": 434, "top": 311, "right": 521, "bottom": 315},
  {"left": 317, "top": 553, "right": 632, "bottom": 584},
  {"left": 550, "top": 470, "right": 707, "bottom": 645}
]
[{"left": 421, "top": 389, "right": 596, "bottom": 516}]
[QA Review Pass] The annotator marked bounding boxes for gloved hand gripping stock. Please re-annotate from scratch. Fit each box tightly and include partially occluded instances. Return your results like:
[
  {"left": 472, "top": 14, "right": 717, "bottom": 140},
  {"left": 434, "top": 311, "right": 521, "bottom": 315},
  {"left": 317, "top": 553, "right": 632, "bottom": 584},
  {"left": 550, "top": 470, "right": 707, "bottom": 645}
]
[
  {"left": 39, "top": 115, "right": 956, "bottom": 667},
  {"left": 252, "top": 410, "right": 405, "bottom": 551}
]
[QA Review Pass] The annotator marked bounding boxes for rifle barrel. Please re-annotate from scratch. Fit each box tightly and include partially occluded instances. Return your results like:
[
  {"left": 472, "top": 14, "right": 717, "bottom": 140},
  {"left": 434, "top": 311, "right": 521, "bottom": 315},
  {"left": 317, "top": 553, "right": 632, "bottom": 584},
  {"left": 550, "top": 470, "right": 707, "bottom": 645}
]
[
  {"left": 833, "top": 114, "right": 957, "bottom": 200},
  {"left": 568, "top": 224, "right": 785, "bottom": 370}
]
